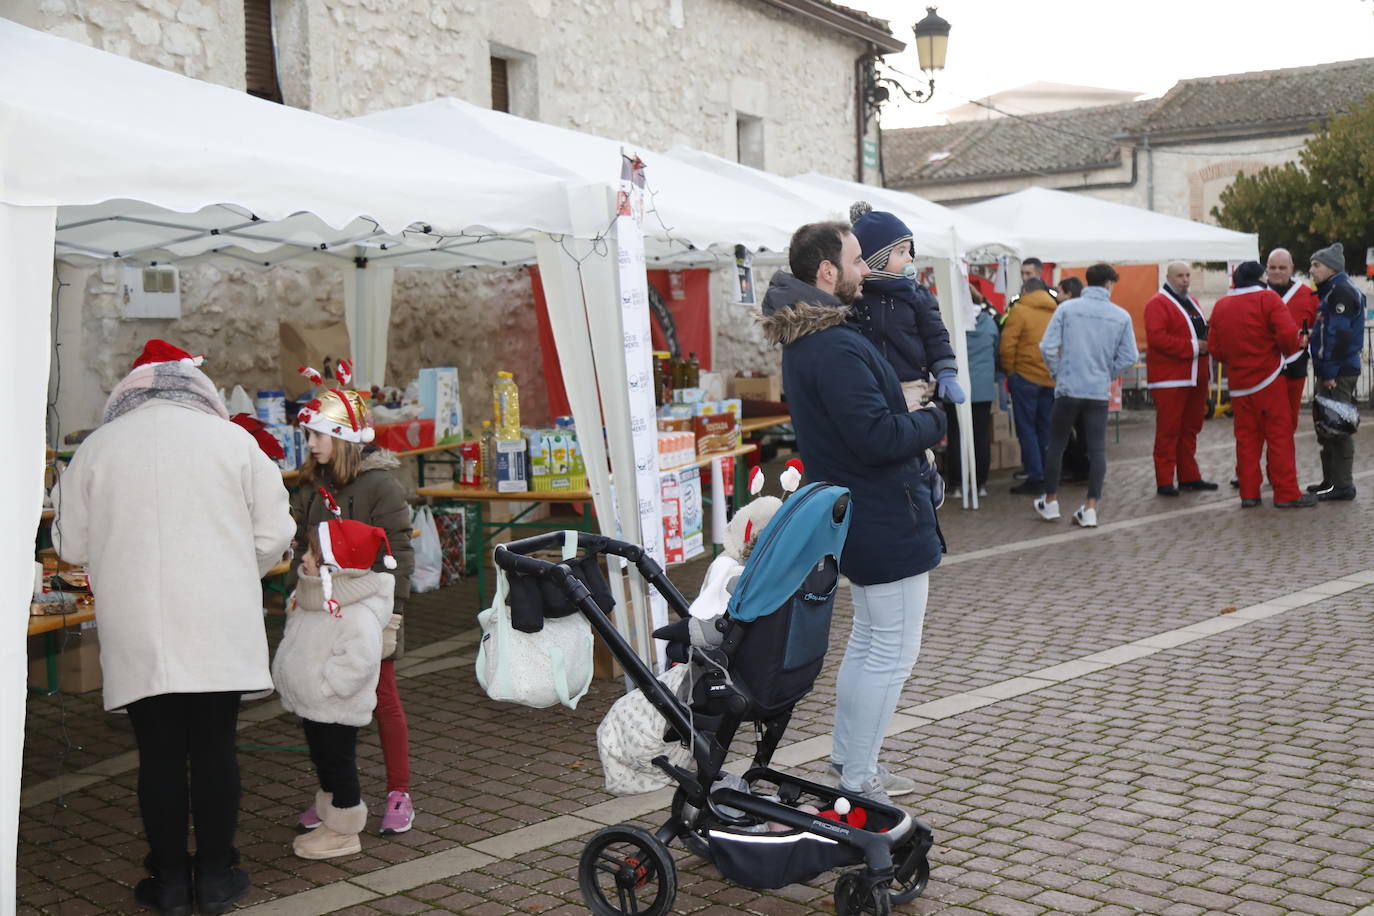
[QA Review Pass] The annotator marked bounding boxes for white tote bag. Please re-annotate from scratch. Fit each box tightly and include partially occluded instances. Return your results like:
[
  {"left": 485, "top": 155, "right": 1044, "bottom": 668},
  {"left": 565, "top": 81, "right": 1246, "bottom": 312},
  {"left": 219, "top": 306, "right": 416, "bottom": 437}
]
[
  {"left": 476, "top": 531, "right": 595, "bottom": 710},
  {"left": 410, "top": 505, "right": 442, "bottom": 593}
]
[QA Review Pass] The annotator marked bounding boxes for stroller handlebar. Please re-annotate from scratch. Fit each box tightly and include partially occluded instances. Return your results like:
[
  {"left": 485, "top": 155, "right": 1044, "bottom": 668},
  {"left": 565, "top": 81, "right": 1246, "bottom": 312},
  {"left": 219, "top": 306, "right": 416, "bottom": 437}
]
[{"left": 493, "top": 531, "right": 651, "bottom": 576}]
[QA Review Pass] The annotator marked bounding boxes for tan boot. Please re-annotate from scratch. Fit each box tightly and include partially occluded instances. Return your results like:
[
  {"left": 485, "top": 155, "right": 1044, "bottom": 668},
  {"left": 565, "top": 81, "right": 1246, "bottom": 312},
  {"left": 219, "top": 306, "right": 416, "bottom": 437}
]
[{"left": 292, "top": 791, "right": 366, "bottom": 860}]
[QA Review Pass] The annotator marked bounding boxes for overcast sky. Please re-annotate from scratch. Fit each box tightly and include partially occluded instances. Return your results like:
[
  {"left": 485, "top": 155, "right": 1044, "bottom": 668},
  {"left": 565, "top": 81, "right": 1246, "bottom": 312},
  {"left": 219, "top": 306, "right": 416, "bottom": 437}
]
[{"left": 850, "top": 0, "right": 1374, "bottom": 128}]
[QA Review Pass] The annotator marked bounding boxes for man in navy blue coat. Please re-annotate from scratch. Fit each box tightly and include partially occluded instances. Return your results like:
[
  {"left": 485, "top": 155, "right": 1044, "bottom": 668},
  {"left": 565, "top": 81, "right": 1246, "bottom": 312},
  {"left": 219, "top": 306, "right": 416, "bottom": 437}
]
[{"left": 760, "top": 221, "right": 947, "bottom": 807}]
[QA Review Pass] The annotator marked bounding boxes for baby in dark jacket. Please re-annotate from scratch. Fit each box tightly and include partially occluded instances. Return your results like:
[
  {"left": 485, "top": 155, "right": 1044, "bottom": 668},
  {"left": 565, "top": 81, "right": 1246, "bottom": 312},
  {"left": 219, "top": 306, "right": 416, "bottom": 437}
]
[{"left": 849, "top": 202, "right": 965, "bottom": 411}]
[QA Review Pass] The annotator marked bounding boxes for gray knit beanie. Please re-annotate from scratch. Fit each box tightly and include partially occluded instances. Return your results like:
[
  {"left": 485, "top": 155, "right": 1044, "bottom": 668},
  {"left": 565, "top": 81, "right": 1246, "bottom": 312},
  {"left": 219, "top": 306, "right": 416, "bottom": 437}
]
[{"left": 1311, "top": 242, "right": 1345, "bottom": 273}]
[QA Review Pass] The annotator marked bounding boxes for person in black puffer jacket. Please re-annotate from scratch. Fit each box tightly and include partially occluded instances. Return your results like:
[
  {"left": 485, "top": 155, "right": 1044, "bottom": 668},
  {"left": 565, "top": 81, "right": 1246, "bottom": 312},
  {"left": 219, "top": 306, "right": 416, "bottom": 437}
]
[
  {"left": 760, "top": 220, "right": 947, "bottom": 809},
  {"left": 849, "top": 202, "right": 965, "bottom": 411}
]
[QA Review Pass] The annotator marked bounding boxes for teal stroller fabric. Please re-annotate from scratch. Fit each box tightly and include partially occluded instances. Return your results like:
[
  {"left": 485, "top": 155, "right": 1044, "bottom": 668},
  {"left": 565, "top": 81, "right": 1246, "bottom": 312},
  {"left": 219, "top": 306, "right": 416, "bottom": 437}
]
[{"left": 725, "top": 483, "right": 851, "bottom": 623}]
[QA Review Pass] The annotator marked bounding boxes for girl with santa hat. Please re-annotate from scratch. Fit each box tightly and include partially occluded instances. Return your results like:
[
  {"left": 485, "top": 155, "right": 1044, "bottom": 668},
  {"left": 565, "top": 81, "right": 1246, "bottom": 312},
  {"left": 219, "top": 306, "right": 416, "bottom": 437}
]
[
  {"left": 274, "top": 519, "right": 397, "bottom": 858},
  {"left": 290, "top": 362, "right": 417, "bottom": 836}
]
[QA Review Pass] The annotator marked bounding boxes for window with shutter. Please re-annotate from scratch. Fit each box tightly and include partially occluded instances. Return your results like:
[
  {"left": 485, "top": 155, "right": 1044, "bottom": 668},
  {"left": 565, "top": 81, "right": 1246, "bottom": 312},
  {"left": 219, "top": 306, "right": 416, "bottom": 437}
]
[
  {"left": 245, "top": 0, "right": 282, "bottom": 103},
  {"left": 491, "top": 56, "right": 510, "bottom": 113}
]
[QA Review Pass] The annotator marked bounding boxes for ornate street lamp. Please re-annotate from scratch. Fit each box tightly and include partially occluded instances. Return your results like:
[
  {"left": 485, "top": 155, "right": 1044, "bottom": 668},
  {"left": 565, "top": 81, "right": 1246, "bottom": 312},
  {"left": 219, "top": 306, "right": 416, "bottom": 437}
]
[
  {"left": 912, "top": 6, "right": 951, "bottom": 74},
  {"left": 864, "top": 5, "right": 951, "bottom": 119}
]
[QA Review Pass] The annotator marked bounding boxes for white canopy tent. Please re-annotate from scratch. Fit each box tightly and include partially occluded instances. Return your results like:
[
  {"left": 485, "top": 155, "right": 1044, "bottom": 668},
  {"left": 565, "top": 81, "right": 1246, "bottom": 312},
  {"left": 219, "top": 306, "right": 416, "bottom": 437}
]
[
  {"left": 956, "top": 186, "right": 1259, "bottom": 264},
  {"left": 0, "top": 21, "right": 656, "bottom": 911},
  {"left": 351, "top": 98, "right": 826, "bottom": 265}
]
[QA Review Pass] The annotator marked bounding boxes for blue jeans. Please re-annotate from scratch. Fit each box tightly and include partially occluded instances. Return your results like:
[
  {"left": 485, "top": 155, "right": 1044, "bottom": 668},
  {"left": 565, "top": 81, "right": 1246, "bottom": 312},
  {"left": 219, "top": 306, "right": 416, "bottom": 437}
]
[
  {"left": 831, "top": 573, "right": 929, "bottom": 789},
  {"left": 1008, "top": 374, "right": 1055, "bottom": 482}
]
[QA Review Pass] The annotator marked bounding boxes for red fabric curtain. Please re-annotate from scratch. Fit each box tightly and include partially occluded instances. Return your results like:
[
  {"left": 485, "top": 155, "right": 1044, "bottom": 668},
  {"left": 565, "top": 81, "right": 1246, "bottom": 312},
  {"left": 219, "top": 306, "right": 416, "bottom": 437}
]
[{"left": 531, "top": 267, "right": 714, "bottom": 420}]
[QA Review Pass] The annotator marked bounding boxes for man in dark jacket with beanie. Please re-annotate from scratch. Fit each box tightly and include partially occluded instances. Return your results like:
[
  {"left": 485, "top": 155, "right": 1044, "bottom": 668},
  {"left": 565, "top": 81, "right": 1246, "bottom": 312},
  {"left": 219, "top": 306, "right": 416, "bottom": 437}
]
[
  {"left": 760, "top": 220, "right": 946, "bottom": 808},
  {"left": 1307, "top": 242, "right": 1365, "bottom": 499}
]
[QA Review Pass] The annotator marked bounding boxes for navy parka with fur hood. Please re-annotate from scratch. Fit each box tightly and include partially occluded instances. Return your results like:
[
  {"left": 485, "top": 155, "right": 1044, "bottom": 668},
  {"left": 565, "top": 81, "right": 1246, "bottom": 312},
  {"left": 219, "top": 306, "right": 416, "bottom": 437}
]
[{"left": 761, "top": 272, "right": 946, "bottom": 586}]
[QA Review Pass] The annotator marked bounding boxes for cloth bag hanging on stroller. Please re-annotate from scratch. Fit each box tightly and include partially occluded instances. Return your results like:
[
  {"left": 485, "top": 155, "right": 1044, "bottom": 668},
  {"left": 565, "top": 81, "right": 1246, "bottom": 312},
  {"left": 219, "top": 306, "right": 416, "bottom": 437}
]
[{"left": 476, "top": 531, "right": 595, "bottom": 709}]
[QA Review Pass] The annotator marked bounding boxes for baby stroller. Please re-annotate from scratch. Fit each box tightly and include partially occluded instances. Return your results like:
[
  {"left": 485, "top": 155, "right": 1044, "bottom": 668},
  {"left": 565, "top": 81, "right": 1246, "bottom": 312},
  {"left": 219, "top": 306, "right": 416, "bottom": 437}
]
[{"left": 492, "top": 482, "right": 934, "bottom": 915}]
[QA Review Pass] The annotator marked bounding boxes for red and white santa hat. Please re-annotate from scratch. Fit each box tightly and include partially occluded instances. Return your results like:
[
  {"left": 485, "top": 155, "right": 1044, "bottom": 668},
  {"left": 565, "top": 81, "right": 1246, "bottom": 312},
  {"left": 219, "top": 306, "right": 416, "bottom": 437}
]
[
  {"left": 131, "top": 339, "right": 205, "bottom": 371},
  {"left": 316, "top": 516, "right": 397, "bottom": 616}
]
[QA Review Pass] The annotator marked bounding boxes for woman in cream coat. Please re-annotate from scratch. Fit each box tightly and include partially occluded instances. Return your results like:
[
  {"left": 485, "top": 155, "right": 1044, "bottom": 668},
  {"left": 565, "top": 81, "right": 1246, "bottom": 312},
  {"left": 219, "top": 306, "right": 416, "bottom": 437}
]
[{"left": 53, "top": 340, "right": 294, "bottom": 916}]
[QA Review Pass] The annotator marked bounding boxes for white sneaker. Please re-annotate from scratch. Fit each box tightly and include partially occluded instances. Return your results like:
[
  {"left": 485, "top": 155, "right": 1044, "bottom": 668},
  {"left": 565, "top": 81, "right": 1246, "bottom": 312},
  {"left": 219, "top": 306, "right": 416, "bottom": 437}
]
[
  {"left": 950, "top": 487, "right": 963, "bottom": 499},
  {"left": 977, "top": 486, "right": 988, "bottom": 497},
  {"left": 1072, "top": 505, "right": 1098, "bottom": 527},
  {"left": 1033, "top": 497, "right": 1060, "bottom": 521}
]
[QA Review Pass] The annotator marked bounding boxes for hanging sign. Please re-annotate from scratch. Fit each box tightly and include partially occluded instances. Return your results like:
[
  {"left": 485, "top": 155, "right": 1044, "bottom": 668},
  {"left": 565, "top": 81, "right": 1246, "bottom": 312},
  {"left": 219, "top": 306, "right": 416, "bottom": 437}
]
[
  {"left": 734, "top": 244, "right": 756, "bottom": 306},
  {"left": 615, "top": 154, "right": 669, "bottom": 656}
]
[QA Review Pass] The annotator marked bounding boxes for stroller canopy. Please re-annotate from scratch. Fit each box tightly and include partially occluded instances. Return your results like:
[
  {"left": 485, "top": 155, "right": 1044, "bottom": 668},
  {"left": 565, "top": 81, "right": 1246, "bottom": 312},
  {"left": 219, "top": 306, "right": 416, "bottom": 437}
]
[{"left": 726, "top": 483, "right": 851, "bottom": 623}]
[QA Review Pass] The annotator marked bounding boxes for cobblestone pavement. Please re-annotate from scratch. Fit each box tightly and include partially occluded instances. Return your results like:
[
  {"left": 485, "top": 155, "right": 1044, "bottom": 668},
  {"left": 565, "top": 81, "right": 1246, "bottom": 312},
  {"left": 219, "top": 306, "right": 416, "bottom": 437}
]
[{"left": 18, "top": 412, "right": 1374, "bottom": 915}]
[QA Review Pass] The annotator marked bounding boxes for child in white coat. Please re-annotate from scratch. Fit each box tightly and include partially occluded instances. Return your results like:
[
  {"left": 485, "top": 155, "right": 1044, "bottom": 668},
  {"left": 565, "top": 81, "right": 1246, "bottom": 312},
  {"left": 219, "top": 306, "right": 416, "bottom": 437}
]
[{"left": 273, "top": 518, "right": 396, "bottom": 860}]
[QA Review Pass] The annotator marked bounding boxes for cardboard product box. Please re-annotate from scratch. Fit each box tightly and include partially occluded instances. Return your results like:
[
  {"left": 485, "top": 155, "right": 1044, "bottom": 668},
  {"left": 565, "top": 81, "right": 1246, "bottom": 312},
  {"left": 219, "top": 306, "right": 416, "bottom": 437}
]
[
  {"left": 373, "top": 418, "right": 434, "bottom": 453},
  {"left": 494, "top": 438, "right": 529, "bottom": 493},
  {"left": 660, "top": 472, "right": 684, "bottom": 565},
  {"left": 733, "top": 374, "right": 782, "bottom": 402},
  {"left": 694, "top": 412, "right": 739, "bottom": 456},
  {"left": 418, "top": 368, "right": 463, "bottom": 444},
  {"left": 28, "top": 622, "right": 101, "bottom": 694},
  {"left": 678, "top": 467, "right": 704, "bottom": 561}
]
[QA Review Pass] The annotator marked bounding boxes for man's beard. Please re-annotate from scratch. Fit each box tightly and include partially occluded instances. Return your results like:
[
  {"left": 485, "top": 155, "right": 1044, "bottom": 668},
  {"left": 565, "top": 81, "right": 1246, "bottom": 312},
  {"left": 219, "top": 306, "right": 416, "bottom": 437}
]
[{"left": 835, "top": 277, "right": 862, "bottom": 305}]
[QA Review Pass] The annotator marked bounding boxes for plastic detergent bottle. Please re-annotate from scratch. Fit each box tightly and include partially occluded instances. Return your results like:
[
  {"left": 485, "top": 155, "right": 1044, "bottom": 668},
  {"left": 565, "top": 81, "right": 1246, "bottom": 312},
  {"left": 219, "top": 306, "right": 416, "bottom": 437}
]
[
  {"left": 493, "top": 371, "right": 521, "bottom": 439},
  {"left": 480, "top": 421, "right": 496, "bottom": 489}
]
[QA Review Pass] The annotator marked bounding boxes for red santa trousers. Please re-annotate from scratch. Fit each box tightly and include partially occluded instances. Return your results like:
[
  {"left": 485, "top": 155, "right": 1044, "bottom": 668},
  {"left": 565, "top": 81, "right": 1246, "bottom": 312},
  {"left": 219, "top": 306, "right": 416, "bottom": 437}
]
[
  {"left": 1284, "top": 376, "right": 1306, "bottom": 434},
  {"left": 1151, "top": 382, "right": 1208, "bottom": 486},
  {"left": 1231, "top": 380, "right": 1301, "bottom": 503}
]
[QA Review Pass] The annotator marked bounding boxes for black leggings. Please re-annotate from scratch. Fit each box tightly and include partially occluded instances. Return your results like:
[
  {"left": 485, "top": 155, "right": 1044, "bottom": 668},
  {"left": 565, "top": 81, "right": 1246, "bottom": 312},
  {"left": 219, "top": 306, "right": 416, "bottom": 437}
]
[
  {"left": 302, "top": 719, "right": 361, "bottom": 809},
  {"left": 1044, "top": 397, "right": 1109, "bottom": 499},
  {"left": 125, "top": 692, "right": 242, "bottom": 877},
  {"left": 945, "top": 401, "right": 992, "bottom": 487}
]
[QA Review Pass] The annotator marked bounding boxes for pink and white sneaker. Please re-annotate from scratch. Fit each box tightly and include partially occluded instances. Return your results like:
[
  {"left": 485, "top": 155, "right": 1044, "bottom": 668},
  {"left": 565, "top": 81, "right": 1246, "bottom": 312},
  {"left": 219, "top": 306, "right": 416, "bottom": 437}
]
[
  {"left": 379, "top": 791, "right": 414, "bottom": 835},
  {"left": 297, "top": 802, "right": 322, "bottom": 831}
]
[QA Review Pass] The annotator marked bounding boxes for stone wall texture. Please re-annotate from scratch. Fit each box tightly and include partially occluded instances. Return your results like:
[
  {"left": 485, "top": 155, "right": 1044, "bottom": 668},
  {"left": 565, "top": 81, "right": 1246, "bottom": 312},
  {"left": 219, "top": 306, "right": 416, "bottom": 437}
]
[{"left": 13, "top": 0, "right": 877, "bottom": 433}]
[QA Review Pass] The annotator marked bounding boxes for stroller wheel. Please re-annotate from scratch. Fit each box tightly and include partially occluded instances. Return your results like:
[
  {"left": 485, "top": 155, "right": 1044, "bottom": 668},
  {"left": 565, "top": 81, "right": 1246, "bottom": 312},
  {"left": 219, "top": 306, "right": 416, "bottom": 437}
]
[
  {"left": 670, "top": 789, "right": 712, "bottom": 861},
  {"left": 888, "top": 845, "right": 931, "bottom": 905},
  {"left": 578, "top": 824, "right": 677, "bottom": 916},
  {"left": 835, "top": 869, "right": 891, "bottom": 916}
]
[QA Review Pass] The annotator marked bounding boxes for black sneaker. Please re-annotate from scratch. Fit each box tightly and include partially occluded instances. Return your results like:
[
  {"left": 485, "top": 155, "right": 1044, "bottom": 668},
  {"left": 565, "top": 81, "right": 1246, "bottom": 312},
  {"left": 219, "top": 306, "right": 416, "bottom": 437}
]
[
  {"left": 1157, "top": 485, "right": 1180, "bottom": 497},
  {"left": 1307, "top": 481, "right": 1332, "bottom": 494},
  {"left": 1317, "top": 486, "right": 1356, "bottom": 501},
  {"left": 1240, "top": 498, "right": 1262, "bottom": 508},
  {"left": 1230, "top": 478, "right": 1239, "bottom": 489},
  {"left": 1276, "top": 494, "right": 1319, "bottom": 508},
  {"left": 1009, "top": 479, "right": 1043, "bottom": 495},
  {"left": 1180, "top": 480, "right": 1219, "bottom": 491}
]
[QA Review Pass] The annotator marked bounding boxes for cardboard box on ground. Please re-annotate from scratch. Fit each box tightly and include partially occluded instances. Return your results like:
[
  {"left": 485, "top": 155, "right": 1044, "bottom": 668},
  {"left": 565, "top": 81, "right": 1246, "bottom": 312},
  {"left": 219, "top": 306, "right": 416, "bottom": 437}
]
[{"left": 28, "top": 623, "right": 101, "bottom": 694}]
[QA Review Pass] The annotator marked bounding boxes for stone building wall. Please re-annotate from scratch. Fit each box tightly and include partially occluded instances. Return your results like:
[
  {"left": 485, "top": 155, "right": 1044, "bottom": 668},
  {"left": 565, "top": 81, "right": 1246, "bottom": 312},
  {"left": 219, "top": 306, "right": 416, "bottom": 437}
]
[
  {"left": 13, "top": 0, "right": 878, "bottom": 435},
  {"left": 1, "top": 0, "right": 245, "bottom": 88}
]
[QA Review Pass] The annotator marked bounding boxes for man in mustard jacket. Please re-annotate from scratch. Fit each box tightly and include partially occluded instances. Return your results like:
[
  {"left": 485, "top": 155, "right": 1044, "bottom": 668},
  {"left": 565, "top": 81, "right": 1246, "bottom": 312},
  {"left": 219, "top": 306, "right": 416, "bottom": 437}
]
[{"left": 999, "top": 278, "right": 1058, "bottom": 494}]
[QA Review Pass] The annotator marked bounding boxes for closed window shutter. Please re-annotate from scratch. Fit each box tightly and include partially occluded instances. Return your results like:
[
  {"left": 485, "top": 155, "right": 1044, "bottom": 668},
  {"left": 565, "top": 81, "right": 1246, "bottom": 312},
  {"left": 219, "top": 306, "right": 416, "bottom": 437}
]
[
  {"left": 245, "top": 0, "right": 282, "bottom": 103},
  {"left": 491, "top": 57, "right": 509, "bottom": 112}
]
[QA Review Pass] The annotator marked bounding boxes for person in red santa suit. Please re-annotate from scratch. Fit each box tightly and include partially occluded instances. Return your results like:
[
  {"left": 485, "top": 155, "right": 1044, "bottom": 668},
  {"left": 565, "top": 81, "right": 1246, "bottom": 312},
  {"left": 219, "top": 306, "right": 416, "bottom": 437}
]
[
  {"left": 1145, "top": 261, "right": 1217, "bottom": 496},
  {"left": 1207, "top": 261, "right": 1316, "bottom": 509},
  {"left": 1265, "top": 248, "right": 1320, "bottom": 431}
]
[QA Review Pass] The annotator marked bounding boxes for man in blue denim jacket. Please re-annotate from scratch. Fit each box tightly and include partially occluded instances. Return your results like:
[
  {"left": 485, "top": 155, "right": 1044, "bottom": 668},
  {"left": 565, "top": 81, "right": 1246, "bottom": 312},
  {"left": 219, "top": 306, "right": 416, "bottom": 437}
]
[{"left": 1033, "top": 263, "right": 1139, "bottom": 527}]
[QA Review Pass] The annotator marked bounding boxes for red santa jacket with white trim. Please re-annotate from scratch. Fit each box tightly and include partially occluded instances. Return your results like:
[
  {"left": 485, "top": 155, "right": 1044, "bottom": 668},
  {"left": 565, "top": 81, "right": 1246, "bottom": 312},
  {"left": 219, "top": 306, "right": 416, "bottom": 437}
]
[
  {"left": 1144, "top": 287, "right": 1210, "bottom": 389},
  {"left": 1207, "top": 286, "right": 1302, "bottom": 396},
  {"left": 1275, "top": 280, "right": 1319, "bottom": 333}
]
